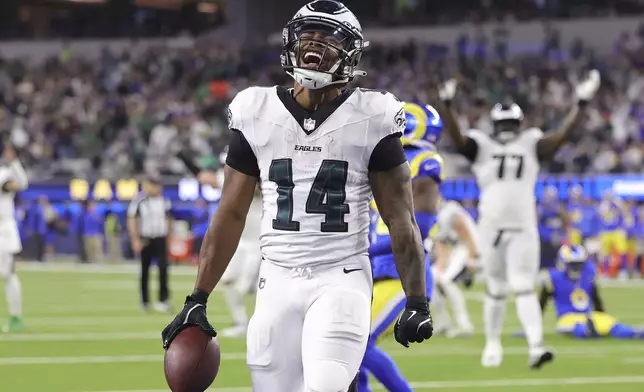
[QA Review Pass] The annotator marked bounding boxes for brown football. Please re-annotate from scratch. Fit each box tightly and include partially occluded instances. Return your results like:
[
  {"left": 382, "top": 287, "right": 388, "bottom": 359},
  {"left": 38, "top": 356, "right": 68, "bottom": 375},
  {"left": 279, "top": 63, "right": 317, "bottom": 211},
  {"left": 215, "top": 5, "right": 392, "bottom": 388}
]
[{"left": 164, "top": 326, "right": 221, "bottom": 392}]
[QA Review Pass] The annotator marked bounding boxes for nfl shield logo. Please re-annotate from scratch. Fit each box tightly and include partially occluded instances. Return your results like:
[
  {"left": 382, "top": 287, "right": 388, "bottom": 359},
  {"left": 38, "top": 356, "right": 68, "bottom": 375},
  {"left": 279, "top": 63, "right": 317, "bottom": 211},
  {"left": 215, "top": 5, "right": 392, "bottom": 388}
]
[{"left": 303, "top": 118, "right": 316, "bottom": 131}]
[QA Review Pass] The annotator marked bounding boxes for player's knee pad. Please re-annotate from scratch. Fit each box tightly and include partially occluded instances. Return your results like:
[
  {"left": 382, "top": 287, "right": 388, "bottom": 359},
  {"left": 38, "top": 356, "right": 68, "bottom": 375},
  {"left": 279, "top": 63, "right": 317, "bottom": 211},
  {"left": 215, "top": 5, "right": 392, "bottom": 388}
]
[{"left": 305, "top": 359, "right": 353, "bottom": 392}]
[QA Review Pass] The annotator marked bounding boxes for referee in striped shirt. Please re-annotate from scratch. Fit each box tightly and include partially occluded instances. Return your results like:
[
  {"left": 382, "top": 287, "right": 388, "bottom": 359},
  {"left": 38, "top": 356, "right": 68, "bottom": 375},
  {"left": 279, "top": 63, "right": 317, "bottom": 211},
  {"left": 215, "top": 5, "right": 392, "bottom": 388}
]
[{"left": 127, "top": 175, "right": 173, "bottom": 313}]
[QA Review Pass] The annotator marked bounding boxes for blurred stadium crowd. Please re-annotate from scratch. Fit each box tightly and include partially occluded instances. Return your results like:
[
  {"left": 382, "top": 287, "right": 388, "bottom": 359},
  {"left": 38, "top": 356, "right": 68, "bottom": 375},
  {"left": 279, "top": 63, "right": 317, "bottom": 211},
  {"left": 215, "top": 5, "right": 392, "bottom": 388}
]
[{"left": 1, "top": 22, "right": 642, "bottom": 179}]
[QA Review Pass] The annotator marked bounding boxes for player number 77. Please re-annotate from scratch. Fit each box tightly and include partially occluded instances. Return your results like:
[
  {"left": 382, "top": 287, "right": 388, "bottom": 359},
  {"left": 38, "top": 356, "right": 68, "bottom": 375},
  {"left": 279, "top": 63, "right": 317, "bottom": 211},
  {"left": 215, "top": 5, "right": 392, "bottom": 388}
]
[
  {"left": 492, "top": 154, "right": 524, "bottom": 179},
  {"left": 269, "top": 158, "right": 350, "bottom": 233}
]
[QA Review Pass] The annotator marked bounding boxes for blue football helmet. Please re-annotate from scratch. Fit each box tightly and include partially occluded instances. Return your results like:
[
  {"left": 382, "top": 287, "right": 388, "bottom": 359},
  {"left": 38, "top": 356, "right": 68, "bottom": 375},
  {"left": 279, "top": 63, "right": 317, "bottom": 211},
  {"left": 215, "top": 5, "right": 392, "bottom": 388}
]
[
  {"left": 401, "top": 102, "right": 443, "bottom": 149},
  {"left": 557, "top": 244, "right": 588, "bottom": 281}
]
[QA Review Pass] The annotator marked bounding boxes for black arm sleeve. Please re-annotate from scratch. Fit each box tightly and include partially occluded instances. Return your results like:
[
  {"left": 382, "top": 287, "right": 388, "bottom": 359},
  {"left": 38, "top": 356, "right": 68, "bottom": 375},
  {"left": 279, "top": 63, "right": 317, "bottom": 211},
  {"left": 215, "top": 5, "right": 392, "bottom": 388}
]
[
  {"left": 538, "top": 286, "right": 551, "bottom": 313},
  {"left": 458, "top": 136, "right": 479, "bottom": 162},
  {"left": 1, "top": 182, "right": 10, "bottom": 193},
  {"left": 590, "top": 282, "right": 605, "bottom": 312},
  {"left": 368, "top": 134, "right": 407, "bottom": 172},
  {"left": 225, "top": 129, "right": 260, "bottom": 177}
]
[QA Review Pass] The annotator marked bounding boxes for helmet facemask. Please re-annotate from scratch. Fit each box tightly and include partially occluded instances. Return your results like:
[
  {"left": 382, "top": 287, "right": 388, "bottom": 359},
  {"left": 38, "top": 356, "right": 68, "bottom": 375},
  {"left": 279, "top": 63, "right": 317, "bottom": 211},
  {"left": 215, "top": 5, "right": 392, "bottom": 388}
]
[
  {"left": 565, "top": 261, "right": 585, "bottom": 281},
  {"left": 282, "top": 17, "right": 367, "bottom": 90},
  {"left": 493, "top": 119, "right": 521, "bottom": 143}
]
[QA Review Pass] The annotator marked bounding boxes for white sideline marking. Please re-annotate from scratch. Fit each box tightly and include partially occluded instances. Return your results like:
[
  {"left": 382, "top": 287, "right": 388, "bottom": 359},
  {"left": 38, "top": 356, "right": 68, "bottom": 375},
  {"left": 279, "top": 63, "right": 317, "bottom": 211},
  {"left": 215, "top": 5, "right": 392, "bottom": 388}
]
[
  {"left": 2, "top": 345, "right": 644, "bottom": 364},
  {"left": 84, "top": 376, "right": 644, "bottom": 392}
]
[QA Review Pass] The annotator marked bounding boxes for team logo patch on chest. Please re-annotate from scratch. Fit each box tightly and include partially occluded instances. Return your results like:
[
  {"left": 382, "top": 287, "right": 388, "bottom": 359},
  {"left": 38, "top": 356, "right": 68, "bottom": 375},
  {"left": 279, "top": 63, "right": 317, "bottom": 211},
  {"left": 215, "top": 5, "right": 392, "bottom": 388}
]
[
  {"left": 570, "top": 288, "right": 590, "bottom": 311},
  {"left": 303, "top": 118, "right": 316, "bottom": 131}
]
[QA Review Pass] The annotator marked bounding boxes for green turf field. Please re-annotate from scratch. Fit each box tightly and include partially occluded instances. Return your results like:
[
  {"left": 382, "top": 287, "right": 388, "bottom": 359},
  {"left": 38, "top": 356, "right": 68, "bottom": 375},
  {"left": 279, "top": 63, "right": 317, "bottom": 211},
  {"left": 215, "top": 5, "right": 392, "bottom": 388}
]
[{"left": 2, "top": 261, "right": 644, "bottom": 391}]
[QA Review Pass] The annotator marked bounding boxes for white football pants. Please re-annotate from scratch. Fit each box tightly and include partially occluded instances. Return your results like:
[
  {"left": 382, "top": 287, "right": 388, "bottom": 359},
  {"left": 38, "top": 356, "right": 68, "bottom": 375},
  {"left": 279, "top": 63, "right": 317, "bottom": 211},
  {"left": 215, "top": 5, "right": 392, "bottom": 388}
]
[
  {"left": 481, "top": 229, "right": 540, "bottom": 298},
  {"left": 246, "top": 257, "right": 372, "bottom": 392},
  {"left": 481, "top": 228, "right": 543, "bottom": 350}
]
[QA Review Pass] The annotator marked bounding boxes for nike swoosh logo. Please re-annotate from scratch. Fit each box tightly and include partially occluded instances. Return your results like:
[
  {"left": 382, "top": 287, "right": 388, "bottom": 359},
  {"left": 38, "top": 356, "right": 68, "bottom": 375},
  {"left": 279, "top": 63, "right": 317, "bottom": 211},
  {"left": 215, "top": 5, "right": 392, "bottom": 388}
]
[
  {"left": 343, "top": 268, "right": 362, "bottom": 274},
  {"left": 416, "top": 318, "right": 431, "bottom": 334},
  {"left": 407, "top": 310, "right": 417, "bottom": 321},
  {"left": 183, "top": 304, "right": 204, "bottom": 324}
]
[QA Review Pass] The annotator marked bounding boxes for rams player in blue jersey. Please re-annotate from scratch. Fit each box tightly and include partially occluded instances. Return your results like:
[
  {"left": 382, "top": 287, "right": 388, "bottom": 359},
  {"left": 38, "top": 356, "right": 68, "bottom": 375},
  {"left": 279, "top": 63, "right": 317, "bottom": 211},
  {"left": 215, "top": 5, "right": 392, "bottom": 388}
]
[
  {"left": 538, "top": 186, "right": 569, "bottom": 268},
  {"left": 540, "top": 244, "right": 644, "bottom": 339},
  {"left": 566, "top": 185, "right": 597, "bottom": 248},
  {"left": 357, "top": 103, "right": 443, "bottom": 392},
  {"left": 597, "top": 190, "right": 631, "bottom": 276}
]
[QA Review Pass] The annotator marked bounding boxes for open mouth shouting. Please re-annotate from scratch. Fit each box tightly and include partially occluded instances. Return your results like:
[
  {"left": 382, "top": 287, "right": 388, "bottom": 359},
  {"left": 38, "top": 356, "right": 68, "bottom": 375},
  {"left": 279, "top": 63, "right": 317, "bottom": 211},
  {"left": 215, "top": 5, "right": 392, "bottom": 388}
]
[{"left": 301, "top": 49, "right": 325, "bottom": 69}]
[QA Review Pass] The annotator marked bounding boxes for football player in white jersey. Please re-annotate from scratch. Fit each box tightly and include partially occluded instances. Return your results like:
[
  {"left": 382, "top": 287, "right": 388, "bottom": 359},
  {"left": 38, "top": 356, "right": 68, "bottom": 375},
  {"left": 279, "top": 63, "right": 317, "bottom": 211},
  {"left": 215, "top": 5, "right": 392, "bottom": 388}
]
[
  {"left": 432, "top": 200, "right": 479, "bottom": 338},
  {"left": 438, "top": 70, "right": 600, "bottom": 369},
  {"left": 162, "top": 1, "right": 433, "bottom": 391},
  {"left": 0, "top": 144, "right": 28, "bottom": 332}
]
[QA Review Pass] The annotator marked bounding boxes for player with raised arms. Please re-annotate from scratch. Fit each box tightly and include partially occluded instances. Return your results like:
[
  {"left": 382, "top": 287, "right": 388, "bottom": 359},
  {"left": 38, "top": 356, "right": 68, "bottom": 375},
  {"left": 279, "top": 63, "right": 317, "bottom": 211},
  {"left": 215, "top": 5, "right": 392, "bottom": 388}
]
[
  {"left": 162, "top": 1, "right": 433, "bottom": 391},
  {"left": 358, "top": 103, "right": 443, "bottom": 392},
  {"left": 438, "top": 70, "right": 600, "bottom": 368}
]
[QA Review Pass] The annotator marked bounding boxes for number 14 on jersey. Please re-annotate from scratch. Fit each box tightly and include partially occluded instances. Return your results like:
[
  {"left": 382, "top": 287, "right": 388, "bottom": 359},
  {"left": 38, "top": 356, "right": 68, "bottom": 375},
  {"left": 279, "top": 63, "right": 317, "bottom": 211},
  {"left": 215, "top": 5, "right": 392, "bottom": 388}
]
[{"left": 269, "top": 158, "right": 350, "bottom": 233}]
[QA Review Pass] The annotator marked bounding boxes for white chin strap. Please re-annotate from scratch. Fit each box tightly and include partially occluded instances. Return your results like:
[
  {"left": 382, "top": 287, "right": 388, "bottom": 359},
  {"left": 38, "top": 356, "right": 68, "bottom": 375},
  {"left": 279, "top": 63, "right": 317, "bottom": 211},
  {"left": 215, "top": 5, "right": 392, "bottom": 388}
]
[
  {"left": 293, "top": 68, "right": 343, "bottom": 90},
  {"left": 291, "top": 67, "right": 366, "bottom": 90}
]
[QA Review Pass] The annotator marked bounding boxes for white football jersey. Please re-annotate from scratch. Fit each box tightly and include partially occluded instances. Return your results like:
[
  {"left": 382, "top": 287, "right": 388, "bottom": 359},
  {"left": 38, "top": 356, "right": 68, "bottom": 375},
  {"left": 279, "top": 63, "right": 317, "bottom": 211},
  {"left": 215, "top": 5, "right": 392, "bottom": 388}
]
[
  {"left": 469, "top": 128, "right": 542, "bottom": 230},
  {"left": 229, "top": 86, "right": 404, "bottom": 268},
  {"left": 0, "top": 166, "right": 16, "bottom": 222},
  {"left": 436, "top": 200, "right": 479, "bottom": 248},
  {"left": 0, "top": 165, "right": 22, "bottom": 254}
]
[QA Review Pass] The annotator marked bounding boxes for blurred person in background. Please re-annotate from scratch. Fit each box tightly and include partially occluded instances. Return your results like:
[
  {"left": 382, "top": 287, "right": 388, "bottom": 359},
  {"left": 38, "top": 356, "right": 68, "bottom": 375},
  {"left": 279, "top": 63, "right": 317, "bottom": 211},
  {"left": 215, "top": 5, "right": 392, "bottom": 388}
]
[
  {"left": 218, "top": 184, "right": 262, "bottom": 338},
  {"left": 190, "top": 199, "right": 212, "bottom": 263},
  {"left": 538, "top": 186, "right": 569, "bottom": 269},
  {"left": 539, "top": 244, "right": 644, "bottom": 339},
  {"left": 566, "top": 185, "right": 597, "bottom": 249},
  {"left": 104, "top": 211, "right": 123, "bottom": 263},
  {"left": 0, "top": 143, "right": 28, "bottom": 332},
  {"left": 43, "top": 200, "right": 60, "bottom": 259},
  {"left": 432, "top": 200, "right": 479, "bottom": 339},
  {"left": 633, "top": 204, "right": 644, "bottom": 276},
  {"left": 82, "top": 200, "right": 105, "bottom": 264},
  {"left": 597, "top": 190, "right": 631, "bottom": 278},
  {"left": 438, "top": 68, "right": 601, "bottom": 368},
  {"left": 25, "top": 196, "right": 54, "bottom": 263},
  {"left": 128, "top": 175, "right": 173, "bottom": 313}
]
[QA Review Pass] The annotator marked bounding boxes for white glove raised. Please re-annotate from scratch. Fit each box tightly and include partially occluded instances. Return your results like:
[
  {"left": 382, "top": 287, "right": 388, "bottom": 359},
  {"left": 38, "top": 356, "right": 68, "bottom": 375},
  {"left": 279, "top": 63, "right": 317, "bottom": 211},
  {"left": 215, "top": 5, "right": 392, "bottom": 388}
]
[
  {"left": 438, "top": 79, "right": 458, "bottom": 101},
  {"left": 574, "top": 69, "right": 600, "bottom": 102}
]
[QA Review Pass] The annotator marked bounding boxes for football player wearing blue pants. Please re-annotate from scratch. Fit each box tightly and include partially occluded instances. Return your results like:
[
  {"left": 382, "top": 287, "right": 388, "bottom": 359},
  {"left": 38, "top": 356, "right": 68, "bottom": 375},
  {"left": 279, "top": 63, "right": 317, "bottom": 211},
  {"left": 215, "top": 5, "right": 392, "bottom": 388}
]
[
  {"left": 540, "top": 244, "right": 644, "bottom": 339},
  {"left": 358, "top": 103, "right": 444, "bottom": 392}
]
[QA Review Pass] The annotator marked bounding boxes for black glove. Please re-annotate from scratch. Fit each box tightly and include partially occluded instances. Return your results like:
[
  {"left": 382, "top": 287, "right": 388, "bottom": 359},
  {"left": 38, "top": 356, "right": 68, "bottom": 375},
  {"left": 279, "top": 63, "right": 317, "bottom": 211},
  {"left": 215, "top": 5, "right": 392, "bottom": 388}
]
[
  {"left": 394, "top": 296, "right": 433, "bottom": 347},
  {"left": 161, "top": 289, "right": 217, "bottom": 350}
]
